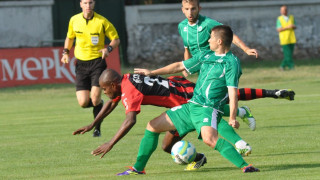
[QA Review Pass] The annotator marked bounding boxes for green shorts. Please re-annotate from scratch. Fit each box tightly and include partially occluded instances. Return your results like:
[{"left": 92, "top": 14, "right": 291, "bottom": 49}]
[{"left": 166, "top": 103, "right": 222, "bottom": 140}]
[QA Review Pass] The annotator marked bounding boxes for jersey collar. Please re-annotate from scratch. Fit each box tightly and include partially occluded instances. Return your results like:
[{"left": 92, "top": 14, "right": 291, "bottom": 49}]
[{"left": 82, "top": 12, "right": 95, "bottom": 20}]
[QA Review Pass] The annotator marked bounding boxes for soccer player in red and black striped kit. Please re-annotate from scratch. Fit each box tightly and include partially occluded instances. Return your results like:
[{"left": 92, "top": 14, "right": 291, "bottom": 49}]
[{"left": 73, "top": 69, "right": 295, "bottom": 167}]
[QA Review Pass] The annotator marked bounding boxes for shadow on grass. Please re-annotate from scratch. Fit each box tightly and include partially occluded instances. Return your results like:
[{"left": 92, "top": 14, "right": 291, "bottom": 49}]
[
  {"left": 178, "top": 161, "right": 320, "bottom": 173},
  {"left": 261, "top": 123, "right": 320, "bottom": 129},
  {"left": 241, "top": 59, "right": 320, "bottom": 69},
  {"left": 258, "top": 150, "right": 320, "bottom": 158},
  {"left": 255, "top": 162, "right": 320, "bottom": 172}
]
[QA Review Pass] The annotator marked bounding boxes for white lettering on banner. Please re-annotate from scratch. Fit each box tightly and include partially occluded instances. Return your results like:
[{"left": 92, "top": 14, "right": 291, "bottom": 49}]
[
  {"left": 0, "top": 49, "right": 76, "bottom": 83},
  {"left": 1, "top": 58, "right": 23, "bottom": 81},
  {"left": 40, "top": 57, "right": 54, "bottom": 79},
  {"left": 23, "top": 57, "right": 42, "bottom": 80}
]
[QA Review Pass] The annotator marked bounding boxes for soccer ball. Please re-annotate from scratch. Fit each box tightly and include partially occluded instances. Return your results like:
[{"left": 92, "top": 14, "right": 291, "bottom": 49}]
[{"left": 171, "top": 140, "right": 197, "bottom": 165}]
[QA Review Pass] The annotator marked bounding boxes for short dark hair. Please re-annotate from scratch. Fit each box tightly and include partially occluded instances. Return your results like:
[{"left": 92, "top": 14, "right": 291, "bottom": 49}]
[
  {"left": 99, "top": 69, "right": 121, "bottom": 85},
  {"left": 211, "top": 25, "right": 233, "bottom": 47},
  {"left": 181, "top": 0, "right": 200, "bottom": 6}
]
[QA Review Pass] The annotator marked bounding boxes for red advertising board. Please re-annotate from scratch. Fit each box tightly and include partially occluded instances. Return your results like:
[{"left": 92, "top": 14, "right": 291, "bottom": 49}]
[{"left": 0, "top": 47, "right": 121, "bottom": 88}]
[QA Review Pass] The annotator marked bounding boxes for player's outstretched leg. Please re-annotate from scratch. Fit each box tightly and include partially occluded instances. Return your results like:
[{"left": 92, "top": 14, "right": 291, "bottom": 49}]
[
  {"left": 275, "top": 89, "right": 295, "bottom": 100},
  {"left": 238, "top": 88, "right": 295, "bottom": 101},
  {"left": 93, "top": 100, "right": 104, "bottom": 137},
  {"left": 238, "top": 106, "right": 256, "bottom": 131}
]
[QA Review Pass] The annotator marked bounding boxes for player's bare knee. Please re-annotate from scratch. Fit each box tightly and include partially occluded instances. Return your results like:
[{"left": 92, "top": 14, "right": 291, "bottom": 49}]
[
  {"left": 91, "top": 98, "right": 101, "bottom": 106},
  {"left": 202, "top": 138, "right": 217, "bottom": 148},
  {"left": 78, "top": 100, "right": 89, "bottom": 108}
]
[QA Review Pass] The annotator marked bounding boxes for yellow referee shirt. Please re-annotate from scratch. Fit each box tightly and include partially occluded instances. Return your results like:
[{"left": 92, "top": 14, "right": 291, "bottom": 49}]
[
  {"left": 67, "top": 12, "right": 119, "bottom": 61},
  {"left": 277, "top": 15, "right": 296, "bottom": 45}
]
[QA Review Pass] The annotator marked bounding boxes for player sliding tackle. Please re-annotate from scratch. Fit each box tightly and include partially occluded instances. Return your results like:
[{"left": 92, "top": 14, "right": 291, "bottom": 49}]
[
  {"left": 115, "top": 25, "right": 259, "bottom": 175},
  {"left": 74, "top": 70, "right": 252, "bottom": 171},
  {"left": 73, "top": 70, "right": 295, "bottom": 169}
]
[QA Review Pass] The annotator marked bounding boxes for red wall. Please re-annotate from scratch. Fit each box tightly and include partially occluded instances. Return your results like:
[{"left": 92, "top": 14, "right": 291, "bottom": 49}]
[{"left": 0, "top": 47, "right": 121, "bottom": 88}]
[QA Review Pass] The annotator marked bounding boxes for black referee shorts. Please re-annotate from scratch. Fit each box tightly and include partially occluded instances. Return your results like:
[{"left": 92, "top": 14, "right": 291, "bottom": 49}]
[{"left": 75, "top": 57, "right": 107, "bottom": 91}]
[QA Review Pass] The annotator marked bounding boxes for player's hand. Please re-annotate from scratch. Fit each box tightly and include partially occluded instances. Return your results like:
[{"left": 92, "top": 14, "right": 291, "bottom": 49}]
[
  {"left": 99, "top": 48, "right": 110, "bottom": 59},
  {"left": 245, "top": 48, "right": 259, "bottom": 58},
  {"left": 61, "top": 54, "right": 70, "bottom": 64},
  {"left": 134, "top": 68, "right": 152, "bottom": 76},
  {"left": 91, "top": 142, "right": 113, "bottom": 158},
  {"left": 229, "top": 119, "right": 240, "bottom": 129},
  {"left": 72, "top": 125, "right": 94, "bottom": 135},
  {"left": 182, "top": 70, "right": 189, "bottom": 77}
]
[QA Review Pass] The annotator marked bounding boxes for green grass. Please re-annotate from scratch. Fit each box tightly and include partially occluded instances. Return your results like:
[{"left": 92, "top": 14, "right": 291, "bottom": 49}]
[{"left": 1, "top": 59, "right": 320, "bottom": 179}]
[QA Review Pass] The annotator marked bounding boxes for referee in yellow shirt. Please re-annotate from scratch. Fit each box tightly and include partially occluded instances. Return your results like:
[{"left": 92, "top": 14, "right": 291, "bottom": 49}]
[{"left": 61, "top": 0, "right": 120, "bottom": 137}]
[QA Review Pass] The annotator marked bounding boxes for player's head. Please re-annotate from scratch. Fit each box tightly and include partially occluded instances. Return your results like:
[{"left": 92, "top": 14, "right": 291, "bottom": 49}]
[
  {"left": 181, "top": 0, "right": 201, "bottom": 24},
  {"left": 208, "top": 25, "right": 233, "bottom": 51},
  {"left": 280, "top": 5, "right": 288, "bottom": 16},
  {"left": 80, "top": 0, "right": 95, "bottom": 15},
  {"left": 99, "top": 69, "right": 122, "bottom": 99}
]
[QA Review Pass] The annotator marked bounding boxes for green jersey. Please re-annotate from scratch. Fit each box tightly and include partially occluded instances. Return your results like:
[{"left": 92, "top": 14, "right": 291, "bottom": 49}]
[
  {"left": 183, "top": 50, "right": 242, "bottom": 111},
  {"left": 178, "top": 15, "right": 222, "bottom": 56}
]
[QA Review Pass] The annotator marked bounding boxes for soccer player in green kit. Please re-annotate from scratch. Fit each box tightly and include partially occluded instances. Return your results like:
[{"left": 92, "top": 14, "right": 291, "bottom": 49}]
[
  {"left": 177, "top": 0, "right": 294, "bottom": 144},
  {"left": 115, "top": 25, "right": 259, "bottom": 175}
]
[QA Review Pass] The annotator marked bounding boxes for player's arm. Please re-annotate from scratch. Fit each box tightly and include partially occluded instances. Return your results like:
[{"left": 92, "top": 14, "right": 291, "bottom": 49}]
[
  {"left": 134, "top": 61, "right": 185, "bottom": 76},
  {"left": 73, "top": 99, "right": 119, "bottom": 135},
  {"left": 91, "top": 111, "right": 137, "bottom": 158},
  {"left": 228, "top": 87, "right": 240, "bottom": 129},
  {"left": 232, "top": 34, "right": 258, "bottom": 58},
  {"left": 61, "top": 37, "right": 74, "bottom": 64},
  {"left": 182, "top": 48, "right": 192, "bottom": 77}
]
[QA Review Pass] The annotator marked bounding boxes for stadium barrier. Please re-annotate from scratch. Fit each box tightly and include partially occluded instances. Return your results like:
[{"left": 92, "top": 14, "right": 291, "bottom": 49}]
[{"left": 0, "top": 47, "right": 121, "bottom": 88}]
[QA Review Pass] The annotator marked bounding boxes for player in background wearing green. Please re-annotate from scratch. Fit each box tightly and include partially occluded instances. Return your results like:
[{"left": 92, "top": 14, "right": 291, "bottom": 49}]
[
  {"left": 277, "top": 5, "right": 296, "bottom": 70},
  {"left": 114, "top": 25, "right": 259, "bottom": 175},
  {"left": 61, "top": 0, "right": 120, "bottom": 137},
  {"left": 179, "top": 0, "right": 255, "bottom": 129},
  {"left": 178, "top": 0, "right": 295, "bottom": 131}
]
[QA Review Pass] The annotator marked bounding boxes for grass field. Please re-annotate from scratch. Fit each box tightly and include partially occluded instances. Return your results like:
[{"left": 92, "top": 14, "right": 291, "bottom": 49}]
[{"left": 1, "top": 59, "right": 320, "bottom": 180}]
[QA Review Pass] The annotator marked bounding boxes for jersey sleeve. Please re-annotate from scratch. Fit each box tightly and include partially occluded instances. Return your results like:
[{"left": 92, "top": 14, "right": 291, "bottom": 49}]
[
  {"left": 276, "top": 17, "right": 282, "bottom": 28},
  {"left": 225, "top": 57, "right": 241, "bottom": 88},
  {"left": 208, "top": 18, "right": 223, "bottom": 29},
  {"left": 103, "top": 19, "right": 119, "bottom": 41},
  {"left": 183, "top": 52, "right": 204, "bottom": 74},
  {"left": 112, "top": 96, "right": 121, "bottom": 103},
  {"left": 67, "top": 17, "right": 76, "bottom": 39},
  {"left": 178, "top": 22, "right": 189, "bottom": 49},
  {"left": 121, "top": 80, "right": 143, "bottom": 114}
]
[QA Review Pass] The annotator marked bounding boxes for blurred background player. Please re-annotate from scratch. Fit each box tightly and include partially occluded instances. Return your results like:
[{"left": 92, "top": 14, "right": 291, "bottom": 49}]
[
  {"left": 277, "top": 5, "right": 297, "bottom": 70},
  {"left": 61, "top": 0, "right": 120, "bottom": 137}
]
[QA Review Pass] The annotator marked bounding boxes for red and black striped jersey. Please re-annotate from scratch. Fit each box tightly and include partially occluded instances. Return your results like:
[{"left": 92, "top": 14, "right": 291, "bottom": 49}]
[{"left": 114, "top": 74, "right": 195, "bottom": 114}]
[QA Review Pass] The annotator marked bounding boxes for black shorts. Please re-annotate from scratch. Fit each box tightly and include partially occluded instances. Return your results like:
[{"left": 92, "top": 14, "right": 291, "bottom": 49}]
[{"left": 75, "top": 57, "right": 107, "bottom": 91}]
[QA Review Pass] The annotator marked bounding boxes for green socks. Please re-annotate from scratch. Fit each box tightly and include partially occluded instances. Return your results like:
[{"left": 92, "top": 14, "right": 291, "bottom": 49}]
[
  {"left": 214, "top": 138, "right": 248, "bottom": 168},
  {"left": 218, "top": 119, "right": 242, "bottom": 145},
  {"left": 134, "top": 129, "right": 160, "bottom": 171}
]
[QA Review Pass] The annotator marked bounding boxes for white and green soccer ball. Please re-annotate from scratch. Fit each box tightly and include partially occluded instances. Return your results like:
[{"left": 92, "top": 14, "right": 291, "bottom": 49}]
[{"left": 171, "top": 140, "right": 197, "bottom": 165}]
